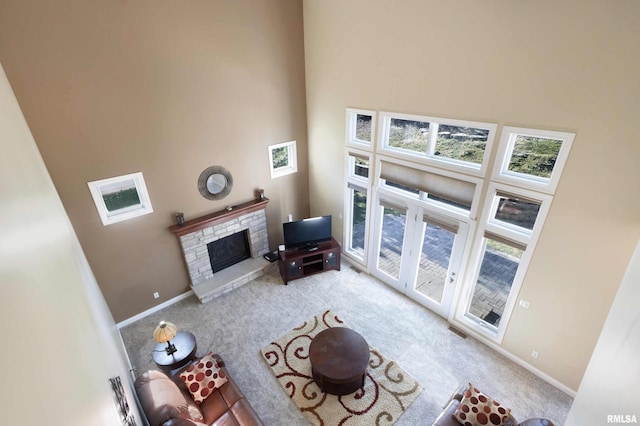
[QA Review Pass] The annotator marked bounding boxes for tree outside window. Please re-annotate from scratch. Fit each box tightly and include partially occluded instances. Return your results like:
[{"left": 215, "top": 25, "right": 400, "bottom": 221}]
[{"left": 268, "top": 141, "right": 297, "bottom": 178}]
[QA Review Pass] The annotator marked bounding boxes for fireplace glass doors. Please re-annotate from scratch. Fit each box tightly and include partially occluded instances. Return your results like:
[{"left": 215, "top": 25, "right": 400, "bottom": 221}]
[{"left": 207, "top": 230, "right": 251, "bottom": 273}]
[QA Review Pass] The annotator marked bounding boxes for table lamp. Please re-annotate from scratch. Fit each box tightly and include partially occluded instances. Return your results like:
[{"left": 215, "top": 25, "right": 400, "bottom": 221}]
[{"left": 154, "top": 321, "right": 178, "bottom": 355}]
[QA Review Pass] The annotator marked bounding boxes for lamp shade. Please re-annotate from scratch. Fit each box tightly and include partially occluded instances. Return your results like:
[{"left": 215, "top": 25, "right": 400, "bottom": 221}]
[{"left": 153, "top": 321, "right": 177, "bottom": 344}]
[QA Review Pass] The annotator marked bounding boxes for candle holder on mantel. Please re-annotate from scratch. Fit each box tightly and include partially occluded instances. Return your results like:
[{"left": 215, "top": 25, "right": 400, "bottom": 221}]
[
  {"left": 175, "top": 212, "right": 185, "bottom": 226},
  {"left": 256, "top": 188, "right": 265, "bottom": 200}
]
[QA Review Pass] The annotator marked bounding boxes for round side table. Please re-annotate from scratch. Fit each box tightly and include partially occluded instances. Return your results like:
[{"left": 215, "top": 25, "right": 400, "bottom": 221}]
[
  {"left": 151, "top": 331, "right": 197, "bottom": 375},
  {"left": 309, "top": 327, "right": 370, "bottom": 395}
]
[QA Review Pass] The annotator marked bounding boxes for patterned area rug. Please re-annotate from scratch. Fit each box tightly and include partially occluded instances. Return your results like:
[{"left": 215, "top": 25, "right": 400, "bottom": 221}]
[{"left": 261, "top": 310, "right": 423, "bottom": 425}]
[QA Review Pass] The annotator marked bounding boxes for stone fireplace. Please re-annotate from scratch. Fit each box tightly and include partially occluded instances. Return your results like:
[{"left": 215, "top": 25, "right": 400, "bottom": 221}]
[{"left": 169, "top": 198, "right": 274, "bottom": 303}]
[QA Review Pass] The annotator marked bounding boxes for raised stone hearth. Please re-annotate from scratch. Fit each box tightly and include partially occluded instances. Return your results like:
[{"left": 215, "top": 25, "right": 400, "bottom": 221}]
[{"left": 169, "top": 198, "right": 274, "bottom": 303}]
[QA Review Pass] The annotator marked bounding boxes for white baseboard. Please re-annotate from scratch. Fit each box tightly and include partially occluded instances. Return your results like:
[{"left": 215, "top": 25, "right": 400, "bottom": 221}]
[
  {"left": 448, "top": 318, "right": 577, "bottom": 397},
  {"left": 481, "top": 335, "right": 577, "bottom": 397},
  {"left": 116, "top": 290, "right": 194, "bottom": 329}
]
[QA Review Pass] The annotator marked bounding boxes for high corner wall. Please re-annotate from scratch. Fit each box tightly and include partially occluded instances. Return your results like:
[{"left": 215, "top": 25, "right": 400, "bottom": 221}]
[
  {"left": 302, "top": 0, "right": 640, "bottom": 391},
  {"left": 0, "top": 0, "right": 309, "bottom": 322},
  {"left": 566, "top": 238, "right": 640, "bottom": 424},
  {"left": 0, "top": 62, "right": 143, "bottom": 425}
]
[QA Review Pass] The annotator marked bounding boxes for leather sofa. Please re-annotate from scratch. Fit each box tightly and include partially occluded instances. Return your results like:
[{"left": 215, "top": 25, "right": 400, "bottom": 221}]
[
  {"left": 432, "top": 384, "right": 554, "bottom": 426},
  {"left": 135, "top": 353, "right": 263, "bottom": 426}
]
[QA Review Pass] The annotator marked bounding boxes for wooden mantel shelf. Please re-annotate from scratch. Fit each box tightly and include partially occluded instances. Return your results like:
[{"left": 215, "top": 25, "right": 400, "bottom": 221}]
[{"left": 169, "top": 198, "right": 269, "bottom": 237}]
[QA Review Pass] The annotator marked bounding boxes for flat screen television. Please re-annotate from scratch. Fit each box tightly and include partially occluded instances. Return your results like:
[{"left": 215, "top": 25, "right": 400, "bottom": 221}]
[{"left": 283, "top": 215, "right": 332, "bottom": 250}]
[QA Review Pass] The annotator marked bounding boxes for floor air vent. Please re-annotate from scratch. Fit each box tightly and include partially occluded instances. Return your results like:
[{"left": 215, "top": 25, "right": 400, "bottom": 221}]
[{"left": 448, "top": 326, "right": 467, "bottom": 339}]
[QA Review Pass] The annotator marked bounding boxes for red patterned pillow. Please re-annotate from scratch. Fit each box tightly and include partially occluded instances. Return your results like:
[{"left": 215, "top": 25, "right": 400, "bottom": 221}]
[
  {"left": 178, "top": 352, "right": 228, "bottom": 404},
  {"left": 452, "top": 383, "right": 511, "bottom": 426}
]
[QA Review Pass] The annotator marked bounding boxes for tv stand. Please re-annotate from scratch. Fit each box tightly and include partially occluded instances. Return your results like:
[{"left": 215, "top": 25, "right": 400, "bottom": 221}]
[{"left": 279, "top": 238, "right": 340, "bottom": 285}]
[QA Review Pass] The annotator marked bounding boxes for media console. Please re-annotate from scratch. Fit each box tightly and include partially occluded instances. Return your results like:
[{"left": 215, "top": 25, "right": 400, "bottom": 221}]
[{"left": 278, "top": 237, "right": 341, "bottom": 285}]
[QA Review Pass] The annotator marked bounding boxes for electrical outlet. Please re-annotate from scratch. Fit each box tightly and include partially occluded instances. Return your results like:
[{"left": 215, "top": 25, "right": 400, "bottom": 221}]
[
  {"left": 531, "top": 350, "right": 539, "bottom": 359},
  {"left": 288, "top": 214, "right": 293, "bottom": 222},
  {"left": 519, "top": 299, "right": 530, "bottom": 309},
  {"left": 153, "top": 292, "right": 159, "bottom": 299}
]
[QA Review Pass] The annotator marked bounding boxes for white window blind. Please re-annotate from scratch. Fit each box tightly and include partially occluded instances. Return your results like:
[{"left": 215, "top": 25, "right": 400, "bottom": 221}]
[{"left": 380, "top": 160, "right": 476, "bottom": 207}]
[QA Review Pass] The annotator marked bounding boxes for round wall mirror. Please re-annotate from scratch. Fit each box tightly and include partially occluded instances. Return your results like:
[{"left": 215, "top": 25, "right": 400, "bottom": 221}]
[
  {"left": 206, "top": 174, "right": 227, "bottom": 194},
  {"left": 198, "top": 166, "right": 233, "bottom": 200}
]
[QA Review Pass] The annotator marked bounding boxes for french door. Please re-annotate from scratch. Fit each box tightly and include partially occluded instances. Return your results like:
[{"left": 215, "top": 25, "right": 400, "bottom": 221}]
[{"left": 370, "top": 195, "right": 468, "bottom": 318}]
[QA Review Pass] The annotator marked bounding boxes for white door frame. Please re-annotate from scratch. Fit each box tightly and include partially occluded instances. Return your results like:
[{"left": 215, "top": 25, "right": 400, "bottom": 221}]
[
  {"left": 404, "top": 209, "right": 469, "bottom": 318},
  {"left": 369, "top": 189, "right": 471, "bottom": 319}
]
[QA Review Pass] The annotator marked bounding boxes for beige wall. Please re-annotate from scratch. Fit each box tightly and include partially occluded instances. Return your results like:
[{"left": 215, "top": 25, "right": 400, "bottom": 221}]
[
  {"left": 0, "top": 0, "right": 308, "bottom": 322},
  {"left": 0, "top": 63, "right": 143, "bottom": 425},
  {"left": 566, "top": 238, "right": 640, "bottom": 424},
  {"left": 303, "top": 0, "right": 640, "bottom": 390}
]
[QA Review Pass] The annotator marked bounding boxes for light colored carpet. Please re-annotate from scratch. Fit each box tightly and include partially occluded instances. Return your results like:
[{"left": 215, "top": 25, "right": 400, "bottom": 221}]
[
  {"left": 120, "top": 262, "right": 573, "bottom": 425},
  {"left": 261, "top": 310, "right": 422, "bottom": 425}
]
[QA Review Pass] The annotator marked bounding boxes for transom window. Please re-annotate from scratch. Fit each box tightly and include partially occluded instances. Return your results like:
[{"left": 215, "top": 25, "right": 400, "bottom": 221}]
[
  {"left": 508, "top": 135, "right": 562, "bottom": 178},
  {"left": 493, "top": 127, "right": 575, "bottom": 193},
  {"left": 352, "top": 156, "right": 369, "bottom": 179},
  {"left": 378, "top": 111, "right": 497, "bottom": 176},
  {"left": 346, "top": 108, "right": 376, "bottom": 148},
  {"left": 491, "top": 191, "right": 541, "bottom": 231}
]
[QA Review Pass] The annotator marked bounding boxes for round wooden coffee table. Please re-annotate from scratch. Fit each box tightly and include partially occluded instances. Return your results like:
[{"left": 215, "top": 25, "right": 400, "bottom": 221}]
[{"left": 309, "top": 327, "right": 370, "bottom": 395}]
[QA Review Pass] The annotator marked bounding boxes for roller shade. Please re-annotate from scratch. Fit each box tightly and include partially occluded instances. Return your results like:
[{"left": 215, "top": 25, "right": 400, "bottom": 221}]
[
  {"left": 380, "top": 160, "right": 475, "bottom": 207},
  {"left": 348, "top": 152, "right": 369, "bottom": 162},
  {"left": 422, "top": 214, "right": 458, "bottom": 234},
  {"left": 496, "top": 190, "right": 541, "bottom": 205},
  {"left": 484, "top": 231, "right": 527, "bottom": 252},
  {"left": 347, "top": 182, "right": 367, "bottom": 192},
  {"left": 379, "top": 199, "right": 407, "bottom": 214}
]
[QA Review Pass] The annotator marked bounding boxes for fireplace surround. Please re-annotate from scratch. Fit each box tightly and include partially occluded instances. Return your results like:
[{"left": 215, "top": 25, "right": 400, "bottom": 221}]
[{"left": 169, "top": 198, "right": 273, "bottom": 303}]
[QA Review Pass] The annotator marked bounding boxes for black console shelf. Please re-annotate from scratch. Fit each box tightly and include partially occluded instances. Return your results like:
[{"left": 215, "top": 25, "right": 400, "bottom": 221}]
[{"left": 278, "top": 238, "right": 341, "bottom": 285}]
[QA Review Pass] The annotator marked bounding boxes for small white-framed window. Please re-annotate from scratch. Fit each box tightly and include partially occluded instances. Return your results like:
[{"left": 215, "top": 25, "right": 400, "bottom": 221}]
[
  {"left": 344, "top": 148, "right": 373, "bottom": 265},
  {"left": 492, "top": 127, "right": 575, "bottom": 193},
  {"left": 347, "top": 150, "right": 371, "bottom": 182},
  {"left": 344, "top": 183, "right": 370, "bottom": 263},
  {"left": 377, "top": 111, "right": 497, "bottom": 176},
  {"left": 485, "top": 183, "right": 553, "bottom": 241},
  {"left": 87, "top": 172, "right": 153, "bottom": 226},
  {"left": 268, "top": 140, "right": 297, "bottom": 179},
  {"left": 346, "top": 108, "right": 376, "bottom": 148}
]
